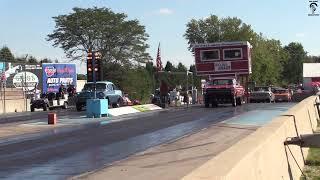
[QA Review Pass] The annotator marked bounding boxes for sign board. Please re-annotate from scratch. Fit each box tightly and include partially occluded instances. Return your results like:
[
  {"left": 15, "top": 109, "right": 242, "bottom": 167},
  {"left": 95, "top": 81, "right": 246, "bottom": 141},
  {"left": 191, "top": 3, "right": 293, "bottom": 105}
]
[
  {"left": 214, "top": 61, "right": 231, "bottom": 72},
  {"left": 194, "top": 41, "right": 252, "bottom": 77},
  {"left": 0, "top": 62, "right": 4, "bottom": 72},
  {"left": 12, "top": 71, "right": 39, "bottom": 91},
  {"left": 42, "top": 63, "right": 77, "bottom": 93},
  {"left": 0, "top": 62, "right": 5, "bottom": 82},
  {"left": 2, "top": 63, "right": 42, "bottom": 97}
]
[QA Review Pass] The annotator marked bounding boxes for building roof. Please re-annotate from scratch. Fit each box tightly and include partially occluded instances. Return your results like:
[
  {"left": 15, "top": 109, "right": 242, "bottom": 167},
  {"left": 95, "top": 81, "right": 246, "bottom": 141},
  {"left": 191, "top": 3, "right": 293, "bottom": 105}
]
[{"left": 303, "top": 63, "right": 320, "bottom": 77}]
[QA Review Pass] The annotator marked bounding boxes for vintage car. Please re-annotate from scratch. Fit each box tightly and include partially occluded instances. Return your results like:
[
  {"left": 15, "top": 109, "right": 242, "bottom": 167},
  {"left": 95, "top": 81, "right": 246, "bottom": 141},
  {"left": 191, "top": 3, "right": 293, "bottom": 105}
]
[
  {"left": 273, "top": 88, "right": 292, "bottom": 102},
  {"left": 30, "top": 93, "right": 68, "bottom": 112},
  {"left": 76, "top": 81, "right": 123, "bottom": 111},
  {"left": 249, "top": 86, "right": 275, "bottom": 103}
]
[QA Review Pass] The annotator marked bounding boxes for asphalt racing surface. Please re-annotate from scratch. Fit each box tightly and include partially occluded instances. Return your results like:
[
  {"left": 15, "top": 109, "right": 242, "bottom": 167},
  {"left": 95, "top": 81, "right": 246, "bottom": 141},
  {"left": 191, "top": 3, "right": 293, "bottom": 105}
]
[{"left": 0, "top": 103, "right": 295, "bottom": 179}]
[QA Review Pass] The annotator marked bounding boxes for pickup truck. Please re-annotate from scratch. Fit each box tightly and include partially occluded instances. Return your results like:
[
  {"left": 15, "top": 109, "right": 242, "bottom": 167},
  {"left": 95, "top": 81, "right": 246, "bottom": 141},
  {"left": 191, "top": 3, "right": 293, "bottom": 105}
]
[
  {"left": 203, "top": 77, "right": 245, "bottom": 107},
  {"left": 76, "top": 81, "right": 123, "bottom": 111}
]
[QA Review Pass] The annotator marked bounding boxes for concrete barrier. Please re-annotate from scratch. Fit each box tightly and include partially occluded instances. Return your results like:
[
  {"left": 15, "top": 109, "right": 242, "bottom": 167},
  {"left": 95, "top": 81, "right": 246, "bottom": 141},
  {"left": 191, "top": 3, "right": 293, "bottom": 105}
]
[
  {"left": 183, "top": 96, "right": 319, "bottom": 180},
  {"left": 0, "top": 88, "right": 29, "bottom": 113},
  {"left": 0, "top": 99, "right": 29, "bottom": 113}
]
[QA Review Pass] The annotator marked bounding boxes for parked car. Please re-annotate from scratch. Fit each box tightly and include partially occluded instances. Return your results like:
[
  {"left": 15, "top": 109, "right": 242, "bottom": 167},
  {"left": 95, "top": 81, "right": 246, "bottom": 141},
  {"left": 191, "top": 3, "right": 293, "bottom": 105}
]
[
  {"left": 249, "top": 86, "right": 275, "bottom": 103},
  {"left": 76, "top": 81, "right": 123, "bottom": 111},
  {"left": 273, "top": 88, "right": 292, "bottom": 102}
]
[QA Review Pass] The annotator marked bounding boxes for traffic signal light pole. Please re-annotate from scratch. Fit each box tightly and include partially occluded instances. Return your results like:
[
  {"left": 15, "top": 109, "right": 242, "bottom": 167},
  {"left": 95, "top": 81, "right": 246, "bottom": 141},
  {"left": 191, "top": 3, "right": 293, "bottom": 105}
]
[
  {"left": 88, "top": 50, "right": 102, "bottom": 99},
  {"left": 92, "top": 52, "right": 97, "bottom": 99}
]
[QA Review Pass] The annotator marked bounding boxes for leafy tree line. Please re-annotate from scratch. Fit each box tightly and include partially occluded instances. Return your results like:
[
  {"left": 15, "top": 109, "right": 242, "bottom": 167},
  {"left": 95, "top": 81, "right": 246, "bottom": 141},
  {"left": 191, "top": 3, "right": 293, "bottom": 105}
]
[
  {"left": 0, "top": 46, "right": 57, "bottom": 64},
  {"left": 184, "top": 15, "right": 310, "bottom": 86}
]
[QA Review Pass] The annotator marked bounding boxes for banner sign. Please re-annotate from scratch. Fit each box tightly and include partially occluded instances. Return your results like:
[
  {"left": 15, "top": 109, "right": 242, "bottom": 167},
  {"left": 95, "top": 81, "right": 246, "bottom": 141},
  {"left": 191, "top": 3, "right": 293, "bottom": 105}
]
[
  {"left": 2, "top": 62, "right": 42, "bottom": 97},
  {"left": 0, "top": 62, "right": 4, "bottom": 72},
  {"left": 42, "top": 63, "right": 77, "bottom": 93},
  {"left": 0, "top": 62, "right": 5, "bottom": 82},
  {"left": 214, "top": 61, "right": 231, "bottom": 72}
]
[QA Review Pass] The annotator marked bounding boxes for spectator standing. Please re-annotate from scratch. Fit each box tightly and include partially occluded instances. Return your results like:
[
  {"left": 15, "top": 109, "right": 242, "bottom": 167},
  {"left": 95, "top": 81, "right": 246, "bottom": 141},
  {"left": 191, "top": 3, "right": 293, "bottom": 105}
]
[{"left": 160, "top": 80, "right": 169, "bottom": 108}]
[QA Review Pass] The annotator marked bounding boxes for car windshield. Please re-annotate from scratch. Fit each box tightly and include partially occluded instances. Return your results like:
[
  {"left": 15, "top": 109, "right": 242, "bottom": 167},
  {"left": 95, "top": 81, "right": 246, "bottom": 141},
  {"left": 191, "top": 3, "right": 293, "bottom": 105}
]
[
  {"left": 83, "top": 83, "right": 106, "bottom": 91},
  {"left": 208, "top": 79, "right": 233, "bottom": 85},
  {"left": 254, "top": 87, "right": 269, "bottom": 91}
]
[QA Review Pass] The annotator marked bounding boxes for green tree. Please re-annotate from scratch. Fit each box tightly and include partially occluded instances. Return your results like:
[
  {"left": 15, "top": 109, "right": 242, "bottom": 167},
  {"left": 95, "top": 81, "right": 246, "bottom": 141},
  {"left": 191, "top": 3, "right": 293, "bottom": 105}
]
[
  {"left": 27, "top": 56, "right": 38, "bottom": 64},
  {"left": 102, "top": 62, "right": 128, "bottom": 88},
  {"left": 77, "top": 74, "right": 87, "bottom": 80},
  {"left": 15, "top": 55, "right": 28, "bottom": 63},
  {"left": 47, "top": 7, "right": 151, "bottom": 66},
  {"left": 305, "top": 55, "right": 320, "bottom": 63},
  {"left": 122, "top": 67, "right": 153, "bottom": 102},
  {"left": 40, "top": 58, "right": 53, "bottom": 63},
  {"left": 177, "top": 62, "right": 187, "bottom": 72},
  {"left": 189, "top": 64, "right": 201, "bottom": 88},
  {"left": 145, "top": 61, "right": 156, "bottom": 74},
  {"left": 283, "top": 42, "right": 306, "bottom": 84},
  {"left": 164, "top": 61, "right": 175, "bottom": 72},
  {"left": 250, "top": 38, "right": 288, "bottom": 85},
  {"left": 145, "top": 61, "right": 157, "bottom": 91},
  {"left": 184, "top": 15, "right": 257, "bottom": 52},
  {"left": 0, "top": 46, "right": 15, "bottom": 62}
]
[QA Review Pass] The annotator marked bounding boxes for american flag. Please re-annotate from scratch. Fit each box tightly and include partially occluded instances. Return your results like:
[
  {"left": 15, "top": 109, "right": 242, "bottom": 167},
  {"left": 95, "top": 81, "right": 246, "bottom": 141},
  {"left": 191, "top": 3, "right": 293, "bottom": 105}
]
[{"left": 156, "top": 43, "right": 163, "bottom": 71}]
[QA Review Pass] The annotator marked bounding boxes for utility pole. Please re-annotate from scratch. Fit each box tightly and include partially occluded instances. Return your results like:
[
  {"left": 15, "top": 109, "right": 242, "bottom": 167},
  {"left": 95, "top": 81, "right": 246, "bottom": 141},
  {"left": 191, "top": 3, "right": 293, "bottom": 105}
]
[
  {"left": 186, "top": 71, "right": 189, "bottom": 108},
  {"left": 24, "top": 66, "right": 27, "bottom": 111}
]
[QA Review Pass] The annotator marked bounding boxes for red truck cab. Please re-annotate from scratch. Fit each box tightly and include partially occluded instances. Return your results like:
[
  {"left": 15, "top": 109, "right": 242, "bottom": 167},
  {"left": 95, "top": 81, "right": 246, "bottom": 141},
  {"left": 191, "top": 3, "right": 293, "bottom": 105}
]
[{"left": 204, "top": 77, "right": 245, "bottom": 107}]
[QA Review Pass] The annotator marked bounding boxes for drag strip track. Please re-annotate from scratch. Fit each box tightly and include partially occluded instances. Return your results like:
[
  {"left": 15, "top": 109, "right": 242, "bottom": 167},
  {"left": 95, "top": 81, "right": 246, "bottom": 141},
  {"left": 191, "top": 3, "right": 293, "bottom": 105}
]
[{"left": 0, "top": 103, "right": 294, "bottom": 179}]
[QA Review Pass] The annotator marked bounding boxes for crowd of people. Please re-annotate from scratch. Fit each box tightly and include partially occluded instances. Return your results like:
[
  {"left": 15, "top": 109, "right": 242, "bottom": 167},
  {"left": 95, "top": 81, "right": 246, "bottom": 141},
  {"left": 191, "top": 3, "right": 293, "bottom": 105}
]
[{"left": 151, "top": 80, "right": 197, "bottom": 108}]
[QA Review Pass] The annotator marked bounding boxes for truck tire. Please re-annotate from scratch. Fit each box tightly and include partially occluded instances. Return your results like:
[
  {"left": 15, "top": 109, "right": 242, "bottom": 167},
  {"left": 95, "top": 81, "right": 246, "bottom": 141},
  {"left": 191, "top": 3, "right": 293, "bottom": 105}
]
[
  {"left": 107, "top": 98, "right": 112, "bottom": 109},
  {"left": 76, "top": 104, "right": 82, "bottom": 111},
  {"left": 236, "top": 97, "right": 242, "bottom": 106},
  {"left": 232, "top": 97, "right": 237, "bottom": 107},
  {"left": 62, "top": 102, "right": 68, "bottom": 109},
  {"left": 43, "top": 104, "right": 48, "bottom": 111},
  {"left": 112, "top": 98, "right": 121, "bottom": 108},
  {"left": 212, "top": 101, "right": 218, "bottom": 108},
  {"left": 204, "top": 97, "right": 210, "bottom": 108}
]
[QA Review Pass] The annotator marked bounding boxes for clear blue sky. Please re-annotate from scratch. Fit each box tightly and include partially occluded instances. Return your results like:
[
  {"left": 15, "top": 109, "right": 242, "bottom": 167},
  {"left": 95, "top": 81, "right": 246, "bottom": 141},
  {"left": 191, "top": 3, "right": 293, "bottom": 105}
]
[{"left": 0, "top": 0, "right": 318, "bottom": 73}]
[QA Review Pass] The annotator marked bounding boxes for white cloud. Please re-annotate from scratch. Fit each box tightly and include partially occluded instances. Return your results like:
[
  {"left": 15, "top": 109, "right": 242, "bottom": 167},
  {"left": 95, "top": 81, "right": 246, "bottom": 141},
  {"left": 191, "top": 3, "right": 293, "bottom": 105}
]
[
  {"left": 295, "top": 33, "right": 305, "bottom": 38},
  {"left": 157, "top": 8, "right": 174, "bottom": 15}
]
